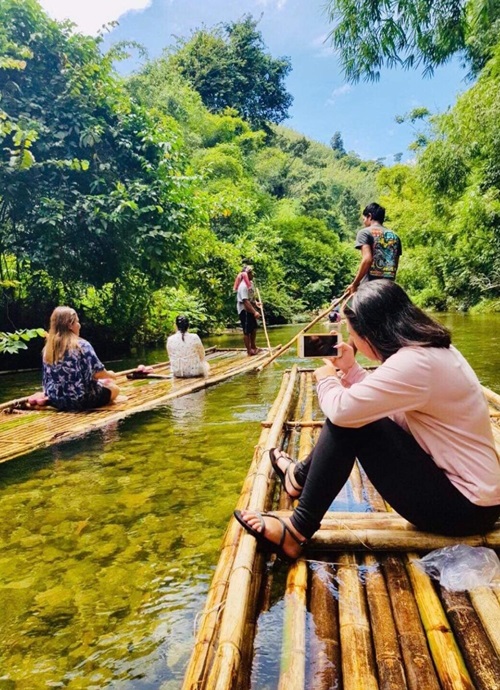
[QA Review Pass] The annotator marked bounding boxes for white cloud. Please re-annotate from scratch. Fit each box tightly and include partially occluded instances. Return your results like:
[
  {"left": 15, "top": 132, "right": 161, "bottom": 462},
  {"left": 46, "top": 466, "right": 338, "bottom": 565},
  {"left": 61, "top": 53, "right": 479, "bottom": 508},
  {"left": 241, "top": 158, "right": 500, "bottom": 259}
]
[
  {"left": 327, "top": 84, "right": 352, "bottom": 105},
  {"left": 312, "top": 33, "right": 336, "bottom": 58},
  {"left": 39, "top": 0, "right": 152, "bottom": 35},
  {"left": 255, "top": 0, "right": 288, "bottom": 9}
]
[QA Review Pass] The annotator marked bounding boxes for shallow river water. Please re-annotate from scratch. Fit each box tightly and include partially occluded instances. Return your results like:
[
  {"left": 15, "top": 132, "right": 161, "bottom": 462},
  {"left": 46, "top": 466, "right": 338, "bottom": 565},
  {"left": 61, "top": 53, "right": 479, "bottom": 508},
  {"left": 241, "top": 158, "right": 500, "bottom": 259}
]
[{"left": 0, "top": 314, "right": 499, "bottom": 688}]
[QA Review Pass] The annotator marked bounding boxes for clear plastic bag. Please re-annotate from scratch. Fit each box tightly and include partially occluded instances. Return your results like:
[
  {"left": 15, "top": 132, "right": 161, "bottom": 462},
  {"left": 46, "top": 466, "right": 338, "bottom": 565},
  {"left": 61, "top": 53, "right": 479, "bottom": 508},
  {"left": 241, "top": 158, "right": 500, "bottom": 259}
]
[{"left": 413, "top": 544, "right": 500, "bottom": 591}]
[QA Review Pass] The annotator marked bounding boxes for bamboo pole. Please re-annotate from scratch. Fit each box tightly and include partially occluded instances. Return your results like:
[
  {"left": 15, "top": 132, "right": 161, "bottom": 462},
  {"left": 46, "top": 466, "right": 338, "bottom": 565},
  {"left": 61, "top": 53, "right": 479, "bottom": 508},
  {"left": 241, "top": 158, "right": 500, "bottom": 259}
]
[
  {"left": 308, "top": 562, "right": 342, "bottom": 690},
  {"left": 310, "top": 527, "right": 500, "bottom": 550},
  {"left": 405, "top": 553, "right": 474, "bottom": 690},
  {"left": 258, "top": 291, "right": 349, "bottom": 370},
  {"left": 202, "top": 368, "right": 299, "bottom": 690},
  {"left": 469, "top": 586, "right": 500, "bottom": 657},
  {"left": 381, "top": 555, "right": 441, "bottom": 690},
  {"left": 181, "top": 371, "right": 292, "bottom": 690},
  {"left": 276, "top": 380, "right": 314, "bottom": 690},
  {"left": 277, "top": 560, "right": 308, "bottom": 690},
  {"left": 439, "top": 586, "right": 500, "bottom": 690},
  {"left": 482, "top": 384, "right": 500, "bottom": 410},
  {"left": 364, "top": 553, "right": 408, "bottom": 690},
  {"left": 337, "top": 552, "right": 378, "bottom": 690},
  {"left": 255, "top": 287, "right": 272, "bottom": 353}
]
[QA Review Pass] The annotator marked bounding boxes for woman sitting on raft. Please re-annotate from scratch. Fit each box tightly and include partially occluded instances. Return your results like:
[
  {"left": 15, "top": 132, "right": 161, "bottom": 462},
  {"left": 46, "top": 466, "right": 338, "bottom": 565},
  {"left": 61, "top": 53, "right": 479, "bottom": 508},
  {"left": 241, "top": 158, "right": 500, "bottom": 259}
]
[
  {"left": 42, "top": 306, "right": 120, "bottom": 411},
  {"left": 166, "top": 315, "right": 210, "bottom": 379},
  {"left": 236, "top": 281, "right": 500, "bottom": 560}
]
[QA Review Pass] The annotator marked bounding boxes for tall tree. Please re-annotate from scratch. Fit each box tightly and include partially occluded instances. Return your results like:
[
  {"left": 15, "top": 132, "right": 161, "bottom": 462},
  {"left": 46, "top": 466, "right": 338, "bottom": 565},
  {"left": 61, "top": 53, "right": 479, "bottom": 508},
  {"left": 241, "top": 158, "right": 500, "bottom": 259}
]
[
  {"left": 325, "top": 0, "right": 500, "bottom": 82},
  {"left": 0, "top": 0, "right": 194, "bottom": 289},
  {"left": 170, "top": 16, "right": 293, "bottom": 128}
]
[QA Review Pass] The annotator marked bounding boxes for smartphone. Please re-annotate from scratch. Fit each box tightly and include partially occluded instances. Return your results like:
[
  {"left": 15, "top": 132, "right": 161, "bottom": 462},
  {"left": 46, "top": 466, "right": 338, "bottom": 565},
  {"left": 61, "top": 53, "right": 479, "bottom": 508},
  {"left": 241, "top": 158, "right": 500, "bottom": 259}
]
[{"left": 298, "top": 332, "right": 342, "bottom": 358}]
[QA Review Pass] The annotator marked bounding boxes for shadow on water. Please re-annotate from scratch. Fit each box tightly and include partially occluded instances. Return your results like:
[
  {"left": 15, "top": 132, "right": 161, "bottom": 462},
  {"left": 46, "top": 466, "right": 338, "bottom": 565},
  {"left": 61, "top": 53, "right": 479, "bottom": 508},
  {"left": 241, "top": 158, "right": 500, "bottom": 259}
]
[{"left": 0, "top": 317, "right": 499, "bottom": 688}]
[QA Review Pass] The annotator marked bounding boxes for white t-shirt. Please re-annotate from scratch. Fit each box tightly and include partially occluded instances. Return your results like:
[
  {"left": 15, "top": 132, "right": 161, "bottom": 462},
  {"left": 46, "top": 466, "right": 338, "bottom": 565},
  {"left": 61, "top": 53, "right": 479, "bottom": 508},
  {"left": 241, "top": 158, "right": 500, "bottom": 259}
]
[
  {"left": 236, "top": 280, "right": 255, "bottom": 314},
  {"left": 166, "top": 331, "right": 210, "bottom": 378}
]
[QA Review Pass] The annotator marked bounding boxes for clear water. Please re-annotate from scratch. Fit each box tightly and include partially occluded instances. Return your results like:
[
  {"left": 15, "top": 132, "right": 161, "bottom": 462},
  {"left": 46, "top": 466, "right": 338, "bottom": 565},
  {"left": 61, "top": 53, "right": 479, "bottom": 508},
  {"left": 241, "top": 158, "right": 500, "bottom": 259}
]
[{"left": 0, "top": 315, "right": 499, "bottom": 688}]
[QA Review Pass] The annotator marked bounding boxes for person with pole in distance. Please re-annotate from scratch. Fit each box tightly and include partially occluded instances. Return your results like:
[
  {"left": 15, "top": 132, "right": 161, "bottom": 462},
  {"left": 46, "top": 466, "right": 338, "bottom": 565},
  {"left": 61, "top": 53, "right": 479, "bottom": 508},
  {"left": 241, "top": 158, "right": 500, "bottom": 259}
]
[{"left": 235, "top": 266, "right": 261, "bottom": 356}]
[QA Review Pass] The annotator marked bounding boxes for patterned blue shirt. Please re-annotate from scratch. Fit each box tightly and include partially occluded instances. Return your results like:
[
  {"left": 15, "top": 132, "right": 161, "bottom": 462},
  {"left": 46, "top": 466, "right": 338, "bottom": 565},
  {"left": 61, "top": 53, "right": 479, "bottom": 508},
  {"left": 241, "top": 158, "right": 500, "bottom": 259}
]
[{"left": 42, "top": 339, "right": 105, "bottom": 411}]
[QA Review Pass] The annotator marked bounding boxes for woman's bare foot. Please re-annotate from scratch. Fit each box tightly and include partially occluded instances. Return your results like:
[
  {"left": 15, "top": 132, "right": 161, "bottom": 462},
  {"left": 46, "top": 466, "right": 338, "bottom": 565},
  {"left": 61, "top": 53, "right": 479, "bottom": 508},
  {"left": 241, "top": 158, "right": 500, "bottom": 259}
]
[{"left": 237, "top": 509, "right": 306, "bottom": 560}]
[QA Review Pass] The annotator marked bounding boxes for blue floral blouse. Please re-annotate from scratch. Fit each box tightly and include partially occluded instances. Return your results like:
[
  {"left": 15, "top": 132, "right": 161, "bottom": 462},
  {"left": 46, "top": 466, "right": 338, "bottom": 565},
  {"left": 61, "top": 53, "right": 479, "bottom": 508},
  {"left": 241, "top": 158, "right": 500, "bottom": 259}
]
[{"left": 42, "top": 339, "right": 106, "bottom": 411}]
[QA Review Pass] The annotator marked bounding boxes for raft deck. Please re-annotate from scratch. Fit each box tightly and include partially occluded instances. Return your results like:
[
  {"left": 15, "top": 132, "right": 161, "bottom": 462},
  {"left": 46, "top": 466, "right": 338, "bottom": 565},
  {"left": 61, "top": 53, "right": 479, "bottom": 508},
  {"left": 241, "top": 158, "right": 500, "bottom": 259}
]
[
  {"left": 0, "top": 347, "right": 276, "bottom": 464},
  {"left": 183, "top": 366, "right": 500, "bottom": 690}
]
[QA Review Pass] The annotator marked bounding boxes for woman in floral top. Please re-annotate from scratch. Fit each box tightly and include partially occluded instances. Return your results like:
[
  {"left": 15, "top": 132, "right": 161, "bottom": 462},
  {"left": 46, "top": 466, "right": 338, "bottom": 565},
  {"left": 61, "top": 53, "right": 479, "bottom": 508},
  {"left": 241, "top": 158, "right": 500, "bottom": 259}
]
[{"left": 42, "top": 306, "right": 120, "bottom": 411}]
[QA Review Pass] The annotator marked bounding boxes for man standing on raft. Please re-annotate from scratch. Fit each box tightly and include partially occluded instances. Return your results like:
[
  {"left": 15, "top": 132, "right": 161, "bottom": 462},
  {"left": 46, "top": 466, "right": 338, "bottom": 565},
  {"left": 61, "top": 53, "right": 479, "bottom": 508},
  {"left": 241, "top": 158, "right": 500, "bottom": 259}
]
[{"left": 235, "top": 266, "right": 261, "bottom": 356}]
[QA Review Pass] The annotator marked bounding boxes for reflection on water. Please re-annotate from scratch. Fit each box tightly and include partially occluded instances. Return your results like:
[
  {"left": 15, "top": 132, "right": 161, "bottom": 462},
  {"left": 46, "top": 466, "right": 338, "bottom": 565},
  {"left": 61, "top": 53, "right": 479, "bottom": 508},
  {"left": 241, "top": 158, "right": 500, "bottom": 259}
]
[{"left": 0, "top": 317, "right": 499, "bottom": 687}]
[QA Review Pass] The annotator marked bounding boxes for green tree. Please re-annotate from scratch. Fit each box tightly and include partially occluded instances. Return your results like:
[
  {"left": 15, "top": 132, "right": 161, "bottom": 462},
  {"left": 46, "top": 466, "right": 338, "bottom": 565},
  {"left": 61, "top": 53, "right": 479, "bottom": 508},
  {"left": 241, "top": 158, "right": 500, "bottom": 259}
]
[
  {"left": 330, "top": 131, "right": 346, "bottom": 156},
  {"left": 0, "top": 0, "right": 194, "bottom": 291},
  {"left": 324, "top": 0, "right": 500, "bottom": 82},
  {"left": 169, "top": 16, "right": 293, "bottom": 128}
]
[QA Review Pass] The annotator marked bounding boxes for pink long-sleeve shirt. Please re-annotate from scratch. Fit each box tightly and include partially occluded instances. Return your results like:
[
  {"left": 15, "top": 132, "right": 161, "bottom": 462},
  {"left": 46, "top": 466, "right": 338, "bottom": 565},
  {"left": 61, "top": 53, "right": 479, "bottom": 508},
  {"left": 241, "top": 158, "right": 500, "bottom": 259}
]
[{"left": 315, "top": 345, "right": 500, "bottom": 506}]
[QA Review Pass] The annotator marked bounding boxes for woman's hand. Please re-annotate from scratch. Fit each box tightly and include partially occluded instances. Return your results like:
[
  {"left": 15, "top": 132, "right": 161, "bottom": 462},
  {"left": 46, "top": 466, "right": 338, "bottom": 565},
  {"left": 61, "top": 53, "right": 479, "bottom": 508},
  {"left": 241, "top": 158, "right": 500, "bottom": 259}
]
[
  {"left": 330, "top": 341, "right": 355, "bottom": 374},
  {"left": 313, "top": 360, "right": 338, "bottom": 383}
]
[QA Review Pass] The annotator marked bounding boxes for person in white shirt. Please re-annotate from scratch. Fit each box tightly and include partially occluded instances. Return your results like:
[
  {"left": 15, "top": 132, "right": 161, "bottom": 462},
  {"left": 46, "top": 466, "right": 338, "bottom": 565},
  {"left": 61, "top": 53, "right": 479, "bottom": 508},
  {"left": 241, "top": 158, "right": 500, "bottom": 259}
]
[
  {"left": 236, "top": 266, "right": 261, "bottom": 355},
  {"left": 166, "top": 316, "right": 210, "bottom": 378}
]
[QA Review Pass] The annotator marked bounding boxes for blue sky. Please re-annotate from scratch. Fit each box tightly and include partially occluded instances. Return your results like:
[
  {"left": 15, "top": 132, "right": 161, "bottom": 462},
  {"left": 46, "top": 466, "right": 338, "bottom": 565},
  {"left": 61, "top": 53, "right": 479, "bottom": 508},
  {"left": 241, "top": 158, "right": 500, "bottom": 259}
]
[{"left": 40, "top": 0, "right": 469, "bottom": 163}]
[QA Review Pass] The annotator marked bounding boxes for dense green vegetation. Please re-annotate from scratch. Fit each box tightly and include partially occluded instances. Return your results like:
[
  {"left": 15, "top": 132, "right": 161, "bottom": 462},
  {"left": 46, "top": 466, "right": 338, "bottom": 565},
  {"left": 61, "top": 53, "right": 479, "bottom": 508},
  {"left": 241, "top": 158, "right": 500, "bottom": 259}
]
[
  {"left": 1, "top": 0, "right": 499, "bottom": 363},
  {"left": 0, "top": 0, "right": 378, "bottom": 355}
]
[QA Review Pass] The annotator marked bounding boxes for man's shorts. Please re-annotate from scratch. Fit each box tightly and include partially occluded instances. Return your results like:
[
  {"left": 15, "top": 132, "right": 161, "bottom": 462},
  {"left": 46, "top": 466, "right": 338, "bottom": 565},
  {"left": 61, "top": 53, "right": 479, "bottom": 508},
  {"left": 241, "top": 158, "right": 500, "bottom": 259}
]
[{"left": 239, "top": 310, "right": 257, "bottom": 335}]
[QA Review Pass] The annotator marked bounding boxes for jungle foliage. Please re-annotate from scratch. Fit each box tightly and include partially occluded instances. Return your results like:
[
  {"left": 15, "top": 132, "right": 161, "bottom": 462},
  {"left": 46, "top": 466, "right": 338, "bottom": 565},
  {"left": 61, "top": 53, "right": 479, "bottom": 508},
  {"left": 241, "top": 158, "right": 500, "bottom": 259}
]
[
  {"left": 0, "top": 1, "right": 378, "bottom": 357},
  {"left": 325, "top": 0, "right": 500, "bottom": 82}
]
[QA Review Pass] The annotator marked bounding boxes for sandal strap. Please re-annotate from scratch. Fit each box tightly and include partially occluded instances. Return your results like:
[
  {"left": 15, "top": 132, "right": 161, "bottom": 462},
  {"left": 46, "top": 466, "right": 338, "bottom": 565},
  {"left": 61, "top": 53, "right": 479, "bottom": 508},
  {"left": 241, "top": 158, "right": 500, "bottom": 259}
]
[
  {"left": 261, "top": 512, "right": 307, "bottom": 548},
  {"left": 285, "top": 464, "right": 303, "bottom": 493}
]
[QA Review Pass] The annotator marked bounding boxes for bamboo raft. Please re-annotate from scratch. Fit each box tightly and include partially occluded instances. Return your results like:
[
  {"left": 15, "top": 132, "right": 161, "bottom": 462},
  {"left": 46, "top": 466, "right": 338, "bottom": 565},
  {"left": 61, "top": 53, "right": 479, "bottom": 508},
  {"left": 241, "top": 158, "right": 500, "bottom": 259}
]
[
  {"left": 0, "top": 347, "right": 277, "bottom": 464},
  {"left": 183, "top": 366, "right": 500, "bottom": 690}
]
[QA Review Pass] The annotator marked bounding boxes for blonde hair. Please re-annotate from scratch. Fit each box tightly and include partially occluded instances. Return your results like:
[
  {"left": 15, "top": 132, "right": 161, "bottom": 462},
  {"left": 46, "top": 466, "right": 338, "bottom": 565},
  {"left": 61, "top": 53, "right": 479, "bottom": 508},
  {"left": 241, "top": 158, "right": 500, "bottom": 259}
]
[{"left": 43, "top": 306, "right": 81, "bottom": 365}]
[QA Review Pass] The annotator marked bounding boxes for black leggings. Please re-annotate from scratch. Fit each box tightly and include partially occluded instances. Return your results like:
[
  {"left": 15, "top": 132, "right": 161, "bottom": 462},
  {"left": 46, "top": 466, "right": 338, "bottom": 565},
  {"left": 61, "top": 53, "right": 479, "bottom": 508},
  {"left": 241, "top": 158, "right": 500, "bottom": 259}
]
[{"left": 290, "top": 418, "right": 500, "bottom": 539}]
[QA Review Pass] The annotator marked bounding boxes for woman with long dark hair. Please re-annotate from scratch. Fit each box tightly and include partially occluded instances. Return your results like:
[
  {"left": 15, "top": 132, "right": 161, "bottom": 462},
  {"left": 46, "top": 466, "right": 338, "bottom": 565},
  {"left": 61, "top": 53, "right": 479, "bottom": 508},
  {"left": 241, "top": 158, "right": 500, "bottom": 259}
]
[
  {"left": 42, "top": 306, "right": 120, "bottom": 411},
  {"left": 235, "top": 281, "right": 500, "bottom": 560},
  {"left": 166, "top": 315, "right": 210, "bottom": 378}
]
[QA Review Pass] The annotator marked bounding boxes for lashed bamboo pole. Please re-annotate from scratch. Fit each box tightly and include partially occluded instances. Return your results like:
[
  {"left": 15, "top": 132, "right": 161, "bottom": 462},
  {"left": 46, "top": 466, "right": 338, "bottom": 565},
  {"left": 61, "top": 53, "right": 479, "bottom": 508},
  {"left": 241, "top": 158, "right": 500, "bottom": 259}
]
[
  {"left": 439, "top": 587, "right": 500, "bottom": 690},
  {"left": 278, "top": 560, "right": 308, "bottom": 690},
  {"left": 276, "top": 383, "right": 314, "bottom": 690},
  {"left": 258, "top": 291, "right": 349, "bottom": 370},
  {"left": 469, "top": 586, "right": 500, "bottom": 657},
  {"left": 202, "top": 367, "right": 299, "bottom": 690},
  {"left": 309, "top": 527, "right": 500, "bottom": 550},
  {"left": 364, "top": 553, "right": 408, "bottom": 690},
  {"left": 308, "top": 563, "right": 342, "bottom": 690},
  {"left": 405, "top": 553, "right": 474, "bottom": 690},
  {"left": 255, "top": 287, "right": 272, "bottom": 353},
  {"left": 338, "top": 552, "right": 378, "bottom": 690},
  {"left": 482, "top": 384, "right": 500, "bottom": 410},
  {"left": 181, "top": 371, "right": 292, "bottom": 690},
  {"left": 381, "top": 555, "right": 440, "bottom": 690}
]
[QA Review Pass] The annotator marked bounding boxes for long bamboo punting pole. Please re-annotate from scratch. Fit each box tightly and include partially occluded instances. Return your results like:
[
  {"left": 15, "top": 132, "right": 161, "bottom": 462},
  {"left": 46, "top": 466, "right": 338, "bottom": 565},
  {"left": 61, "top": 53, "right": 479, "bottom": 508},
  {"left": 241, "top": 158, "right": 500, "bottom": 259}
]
[
  {"left": 181, "top": 370, "right": 293, "bottom": 690},
  {"left": 469, "top": 586, "right": 500, "bottom": 657},
  {"left": 201, "top": 368, "right": 299, "bottom": 690},
  {"left": 277, "top": 560, "right": 308, "bottom": 690},
  {"left": 439, "top": 587, "right": 500, "bottom": 690},
  {"left": 338, "top": 552, "right": 378, "bottom": 690},
  {"left": 381, "top": 555, "right": 440, "bottom": 690},
  {"left": 405, "top": 554, "right": 474, "bottom": 690},
  {"left": 258, "top": 291, "right": 349, "bottom": 370},
  {"left": 308, "top": 562, "right": 342, "bottom": 690},
  {"left": 363, "top": 553, "right": 408, "bottom": 690},
  {"left": 255, "top": 286, "right": 272, "bottom": 353}
]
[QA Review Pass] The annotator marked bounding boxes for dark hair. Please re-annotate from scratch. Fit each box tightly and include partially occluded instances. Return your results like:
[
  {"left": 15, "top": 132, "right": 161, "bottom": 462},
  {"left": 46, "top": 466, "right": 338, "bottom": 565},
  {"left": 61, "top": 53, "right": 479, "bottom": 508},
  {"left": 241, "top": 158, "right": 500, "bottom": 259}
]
[
  {"left": 176, "top": 315, "right": 190, "bottom": 341},
  {"left": 343, "top": 281, "right": 451, "bottom": 361},
  {"left": 362, "top": 202, "right": 385, "bottom": 223}
]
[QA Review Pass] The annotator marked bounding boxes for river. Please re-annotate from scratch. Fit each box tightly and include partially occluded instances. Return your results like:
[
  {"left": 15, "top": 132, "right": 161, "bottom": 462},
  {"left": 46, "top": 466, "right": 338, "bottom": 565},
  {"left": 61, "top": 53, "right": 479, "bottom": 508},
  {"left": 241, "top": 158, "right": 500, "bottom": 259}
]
[{"left": 0, "top": 314, "right": 498, "bottom": 688}]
